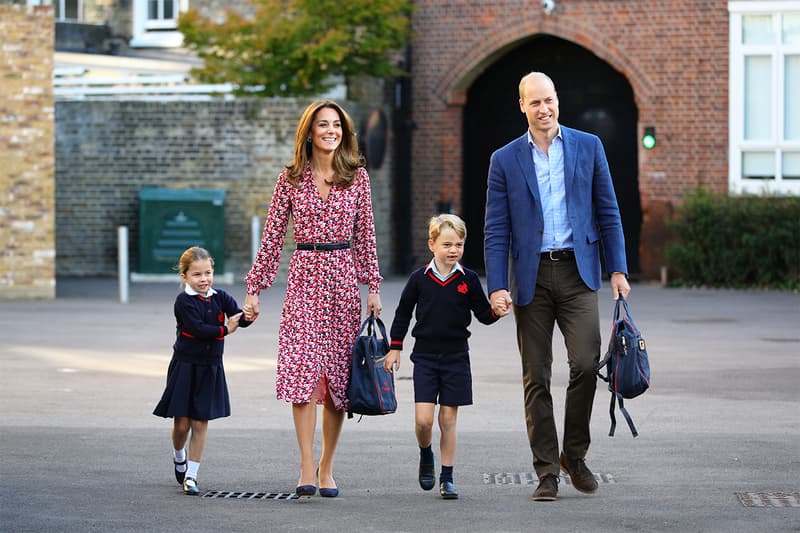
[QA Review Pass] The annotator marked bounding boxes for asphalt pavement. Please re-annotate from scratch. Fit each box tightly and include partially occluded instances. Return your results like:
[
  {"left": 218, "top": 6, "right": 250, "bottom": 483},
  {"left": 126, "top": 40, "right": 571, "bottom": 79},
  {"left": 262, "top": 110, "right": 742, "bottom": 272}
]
[{"left": 1, "top": 277, "right": 798, "bottom": 532}]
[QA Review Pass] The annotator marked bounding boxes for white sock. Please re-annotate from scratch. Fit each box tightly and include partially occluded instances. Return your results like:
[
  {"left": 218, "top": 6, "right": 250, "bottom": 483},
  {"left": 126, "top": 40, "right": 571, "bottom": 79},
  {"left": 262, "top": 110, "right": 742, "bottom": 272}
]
[
  {"left": 186, "top": 460, "right": 200, "bottom": 480},
  {"left": 173, "top": 449, "right": 187, "bottom": 471}
]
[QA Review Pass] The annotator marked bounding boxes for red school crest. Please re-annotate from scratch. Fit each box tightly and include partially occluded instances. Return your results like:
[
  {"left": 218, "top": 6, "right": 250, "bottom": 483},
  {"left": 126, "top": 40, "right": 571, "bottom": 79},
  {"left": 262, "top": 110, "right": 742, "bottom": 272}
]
[{"left": 457, "top": 282, "right": 468, "bottom": 294}]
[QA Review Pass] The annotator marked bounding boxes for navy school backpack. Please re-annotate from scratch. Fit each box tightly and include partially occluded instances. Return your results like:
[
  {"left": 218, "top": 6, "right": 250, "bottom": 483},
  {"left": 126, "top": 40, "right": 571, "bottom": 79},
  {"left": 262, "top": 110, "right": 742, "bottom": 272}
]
[{"left": 597, "top": 296, "right": 650, "bottom": 437}]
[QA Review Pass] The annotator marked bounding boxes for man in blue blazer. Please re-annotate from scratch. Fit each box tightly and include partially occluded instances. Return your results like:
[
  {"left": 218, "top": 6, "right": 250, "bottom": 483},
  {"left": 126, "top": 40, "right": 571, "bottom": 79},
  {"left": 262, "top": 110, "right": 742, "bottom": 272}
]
[{"left": 484, "top": 72, "right": 630, "bottom": 502}]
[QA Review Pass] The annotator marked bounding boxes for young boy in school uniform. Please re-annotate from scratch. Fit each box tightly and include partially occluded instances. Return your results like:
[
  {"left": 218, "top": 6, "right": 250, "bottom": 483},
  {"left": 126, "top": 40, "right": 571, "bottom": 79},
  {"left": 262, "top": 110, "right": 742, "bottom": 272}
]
[{"left": 383, "top": 214, "right": 507, "bottom": 499}]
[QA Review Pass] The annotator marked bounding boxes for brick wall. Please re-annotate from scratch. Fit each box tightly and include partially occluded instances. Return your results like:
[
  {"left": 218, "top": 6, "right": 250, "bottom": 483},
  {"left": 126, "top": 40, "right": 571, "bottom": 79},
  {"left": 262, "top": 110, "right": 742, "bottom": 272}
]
[
  {"left": 410, "top": 0, "right": 729, "bottom": 278},
  {"left": 55, "top": 98, "right": 394, "bottom": 281},
  {"left": 0, "top": 5, "right": 56, "bottom": 300}
]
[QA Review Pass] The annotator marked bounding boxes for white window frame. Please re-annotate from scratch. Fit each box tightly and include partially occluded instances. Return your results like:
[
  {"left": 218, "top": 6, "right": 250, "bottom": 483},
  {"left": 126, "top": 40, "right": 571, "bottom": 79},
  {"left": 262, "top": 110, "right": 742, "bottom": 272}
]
[
  {"left": 130, "top": 0, "right": 188, "bottom": 48},
  {"left": 27, "top": 0, "right": 83, "bottom": 21},
  {"left": 729, "top": 1, "right": 800, "bottom": 195}
]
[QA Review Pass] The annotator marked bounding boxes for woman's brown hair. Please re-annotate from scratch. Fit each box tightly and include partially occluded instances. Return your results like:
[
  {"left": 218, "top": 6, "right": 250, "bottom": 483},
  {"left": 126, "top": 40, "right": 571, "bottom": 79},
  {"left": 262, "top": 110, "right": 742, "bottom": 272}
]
[{"left": 285, "top": 100, "right": 364, "bottom": 188}]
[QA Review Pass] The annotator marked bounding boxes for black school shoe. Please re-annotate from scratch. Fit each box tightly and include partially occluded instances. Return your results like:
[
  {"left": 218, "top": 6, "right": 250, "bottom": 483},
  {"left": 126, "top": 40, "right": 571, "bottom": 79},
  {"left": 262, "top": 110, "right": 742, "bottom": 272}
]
[
  {"left": 174, "top": 459, "right": 187, "bottom": 484},
  {"left": 419, "top": 460, "right": 435, "bottom": 491},
  {"left": 183, "top": 477, "right": 200, "bottom": 495},
  {"left": 439, "top": 480, "right": 458, "bottom": 499}
]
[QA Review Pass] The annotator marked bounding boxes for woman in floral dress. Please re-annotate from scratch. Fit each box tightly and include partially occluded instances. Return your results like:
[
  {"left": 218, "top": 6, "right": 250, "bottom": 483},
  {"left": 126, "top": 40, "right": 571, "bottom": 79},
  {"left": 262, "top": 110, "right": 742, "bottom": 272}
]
[{"left": 243, "top": 100, "right": 383, "bottom": 498}]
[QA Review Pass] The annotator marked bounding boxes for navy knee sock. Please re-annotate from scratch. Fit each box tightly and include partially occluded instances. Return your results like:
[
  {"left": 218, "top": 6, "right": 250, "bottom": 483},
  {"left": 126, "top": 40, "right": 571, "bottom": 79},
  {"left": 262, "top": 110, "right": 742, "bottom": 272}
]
[
  {"left": 440, "top": 465, "right": 453, "bottom": 483},
  {"left": 420, "top": 445, "right": 434, "bottom": 465}
]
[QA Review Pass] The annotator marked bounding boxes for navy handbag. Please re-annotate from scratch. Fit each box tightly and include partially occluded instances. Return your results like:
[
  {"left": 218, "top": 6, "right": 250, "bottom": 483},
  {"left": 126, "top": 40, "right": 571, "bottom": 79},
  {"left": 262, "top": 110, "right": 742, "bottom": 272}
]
[{"left": 347, "top": 315, "right": 397, "bottom": 418}]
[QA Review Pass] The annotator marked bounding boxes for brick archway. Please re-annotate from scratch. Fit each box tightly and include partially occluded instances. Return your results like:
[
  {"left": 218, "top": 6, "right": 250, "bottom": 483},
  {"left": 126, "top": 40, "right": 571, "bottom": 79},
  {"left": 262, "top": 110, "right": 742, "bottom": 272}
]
[{"left": 435, "top": 21, "right": 655, "bottom": 109}]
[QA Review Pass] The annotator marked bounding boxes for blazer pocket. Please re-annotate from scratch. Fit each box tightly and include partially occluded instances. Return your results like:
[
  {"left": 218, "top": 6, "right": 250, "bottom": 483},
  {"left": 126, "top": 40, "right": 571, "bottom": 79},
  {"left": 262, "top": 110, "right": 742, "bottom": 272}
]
[{"left": 586, "top": 229, "right": 600, "bottom": 244}]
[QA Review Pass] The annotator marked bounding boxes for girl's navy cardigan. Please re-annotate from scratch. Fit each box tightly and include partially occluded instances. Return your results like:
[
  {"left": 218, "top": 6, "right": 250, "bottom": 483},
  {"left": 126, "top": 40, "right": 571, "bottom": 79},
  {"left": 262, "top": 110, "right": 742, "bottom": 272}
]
[{"left": 172, "top": 289, "right": 251, "bottom": 365}]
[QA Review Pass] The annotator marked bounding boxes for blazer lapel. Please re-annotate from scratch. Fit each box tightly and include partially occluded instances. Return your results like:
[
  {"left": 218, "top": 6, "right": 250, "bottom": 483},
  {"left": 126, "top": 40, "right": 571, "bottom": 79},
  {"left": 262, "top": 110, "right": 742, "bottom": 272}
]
[
  {"left": 561, "top": 126, "right": 578, "bottom": 198},
  {"left": 513, "top": 135, "right": 542, "bottom": 207}
]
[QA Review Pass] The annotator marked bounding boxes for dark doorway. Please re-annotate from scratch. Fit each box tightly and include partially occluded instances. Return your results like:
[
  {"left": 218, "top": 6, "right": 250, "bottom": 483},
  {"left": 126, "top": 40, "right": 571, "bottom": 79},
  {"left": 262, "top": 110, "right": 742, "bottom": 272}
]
[{"left": 462, "top": 35, "right": 641, "bottom": 274}]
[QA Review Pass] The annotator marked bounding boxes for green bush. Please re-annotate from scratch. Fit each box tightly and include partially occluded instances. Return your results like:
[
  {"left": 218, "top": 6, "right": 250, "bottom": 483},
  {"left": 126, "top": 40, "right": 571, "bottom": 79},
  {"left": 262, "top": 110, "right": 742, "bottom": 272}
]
[{"left": 666, "top": 189, "right": 800, "bottom": 290}]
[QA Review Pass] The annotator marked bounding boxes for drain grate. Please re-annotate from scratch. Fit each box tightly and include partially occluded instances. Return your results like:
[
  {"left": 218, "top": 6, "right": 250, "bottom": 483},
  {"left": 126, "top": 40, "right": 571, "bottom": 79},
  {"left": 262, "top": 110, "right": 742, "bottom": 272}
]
[
  {"left": 202, "top": 491, "right": 300, "bottom": 500},
  {"left": 735, "top": 492, "right": 800, "bottom": 508},
  {"left": 483, "top": 472, "right": 615, "bottom": 485}
]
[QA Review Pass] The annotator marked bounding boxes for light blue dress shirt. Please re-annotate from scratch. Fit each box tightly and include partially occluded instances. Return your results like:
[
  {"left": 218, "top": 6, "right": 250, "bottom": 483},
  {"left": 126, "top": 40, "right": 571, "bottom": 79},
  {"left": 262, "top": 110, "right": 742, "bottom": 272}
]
[{"left": 528, "top": 129, "right": 574, "bottom": 252}]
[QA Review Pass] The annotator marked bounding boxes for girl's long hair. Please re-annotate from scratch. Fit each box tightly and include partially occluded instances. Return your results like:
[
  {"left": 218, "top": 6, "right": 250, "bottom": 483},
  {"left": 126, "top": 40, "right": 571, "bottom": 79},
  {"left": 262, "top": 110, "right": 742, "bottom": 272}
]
[{"left": 285, "top": 100, "right": 364, "bottom": 188}]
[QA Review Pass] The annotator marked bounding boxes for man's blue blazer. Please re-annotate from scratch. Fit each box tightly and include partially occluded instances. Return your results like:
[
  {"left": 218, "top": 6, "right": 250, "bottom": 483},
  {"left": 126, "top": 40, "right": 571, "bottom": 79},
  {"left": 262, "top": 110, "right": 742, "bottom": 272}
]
[{"left": 484, "top": 126, "right": 628, "bottom": 307}]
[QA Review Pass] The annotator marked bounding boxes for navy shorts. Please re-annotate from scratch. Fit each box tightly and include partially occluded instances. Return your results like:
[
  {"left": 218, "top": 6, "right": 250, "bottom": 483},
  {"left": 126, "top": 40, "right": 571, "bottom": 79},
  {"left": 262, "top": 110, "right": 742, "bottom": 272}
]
[{"left": 410, "top": 350, "right": 472, "bottom": 406}]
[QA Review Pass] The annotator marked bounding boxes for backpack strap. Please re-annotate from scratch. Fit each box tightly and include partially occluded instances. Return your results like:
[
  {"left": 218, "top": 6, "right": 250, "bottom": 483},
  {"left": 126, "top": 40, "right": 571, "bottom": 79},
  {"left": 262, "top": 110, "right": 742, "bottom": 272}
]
[{"left": 609, "top": 392, "right": 639, "bottom": 437}]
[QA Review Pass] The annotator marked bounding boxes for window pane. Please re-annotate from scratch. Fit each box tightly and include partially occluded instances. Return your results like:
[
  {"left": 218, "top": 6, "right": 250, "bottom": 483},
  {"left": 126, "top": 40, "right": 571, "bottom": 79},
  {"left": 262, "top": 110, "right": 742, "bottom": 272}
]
[
  {"left": 783, "top": 152, "right": 800, "bottom": 179},
  {"left": 148, "top": 0, "right": 159, "bottom": 20},
  {"left": 743, "top": 15, "right": 774, "bottom": 45},
  {"left": 742, "top": 152, "right": 775, "bottom": 180},
  {"left": 786, "top": 55, "right": 800, "bottom": 141},
  {"left": 65, "top": 0, "right": 78, "bottom": 19},
  {"left": 783, "top": 13, "right": 800, "bottom": 45},
  {"left": 164, "top": 0, "right": 175, "bottom": 20},
  {"left": 744, "top": 56, "right": 772, "bottom": 141}
]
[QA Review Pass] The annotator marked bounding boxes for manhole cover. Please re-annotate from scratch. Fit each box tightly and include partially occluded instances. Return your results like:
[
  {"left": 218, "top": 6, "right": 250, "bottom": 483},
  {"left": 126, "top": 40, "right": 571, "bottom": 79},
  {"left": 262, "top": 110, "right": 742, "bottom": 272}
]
[
  {"left": 202, "top": 491, "right": 300, "bottom": 500},
  {"left": 483, "top": 472, "right": 615, "bottom": 485},
  {"left": 735, "top": 492, "right": 800, "bottom": 508}
]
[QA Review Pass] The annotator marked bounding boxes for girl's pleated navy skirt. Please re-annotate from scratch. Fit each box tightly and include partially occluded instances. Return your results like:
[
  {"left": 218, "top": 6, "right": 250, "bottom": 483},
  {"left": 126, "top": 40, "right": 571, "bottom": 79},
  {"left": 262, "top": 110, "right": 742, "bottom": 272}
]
[{"left": 153, "top": 358, "right": 231, "bottom": 420}]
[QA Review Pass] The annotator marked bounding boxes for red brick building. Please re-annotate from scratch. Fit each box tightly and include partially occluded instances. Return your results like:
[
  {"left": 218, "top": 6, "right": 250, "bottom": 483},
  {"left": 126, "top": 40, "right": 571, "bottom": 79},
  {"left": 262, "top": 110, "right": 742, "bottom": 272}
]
[{"left": 403, "top": 0, "right": 800, "bottom": 278}]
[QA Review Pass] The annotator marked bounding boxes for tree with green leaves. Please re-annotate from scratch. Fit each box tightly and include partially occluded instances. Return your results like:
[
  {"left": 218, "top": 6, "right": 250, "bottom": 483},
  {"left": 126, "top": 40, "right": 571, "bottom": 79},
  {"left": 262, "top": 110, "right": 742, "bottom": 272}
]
[{"left": 178, "top": 0, "right": 414, "bottom": 97}]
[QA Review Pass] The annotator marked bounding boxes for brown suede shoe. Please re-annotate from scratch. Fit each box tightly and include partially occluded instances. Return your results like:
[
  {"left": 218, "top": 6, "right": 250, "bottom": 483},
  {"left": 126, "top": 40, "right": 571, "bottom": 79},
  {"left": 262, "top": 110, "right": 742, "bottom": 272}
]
[
  {"left": 531, "top": 474, "right": 559, "bottom": 501},
  {"left": 559, "top": 453, "right": 598, "bottom": 494}
]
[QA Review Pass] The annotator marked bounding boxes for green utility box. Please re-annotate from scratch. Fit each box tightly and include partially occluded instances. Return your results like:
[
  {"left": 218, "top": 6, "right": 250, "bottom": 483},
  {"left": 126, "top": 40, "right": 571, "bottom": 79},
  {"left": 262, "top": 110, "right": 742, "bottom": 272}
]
[{"left": 138, "top": 188, "right": 226, "bottom": 274}]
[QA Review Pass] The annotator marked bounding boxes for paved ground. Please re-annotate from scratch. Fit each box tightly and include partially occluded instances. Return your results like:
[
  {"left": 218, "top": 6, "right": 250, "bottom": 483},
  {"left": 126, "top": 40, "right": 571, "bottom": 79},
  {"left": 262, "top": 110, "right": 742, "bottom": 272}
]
[{"left": 1, "top": 277, "right": 799, "bottom": 532}]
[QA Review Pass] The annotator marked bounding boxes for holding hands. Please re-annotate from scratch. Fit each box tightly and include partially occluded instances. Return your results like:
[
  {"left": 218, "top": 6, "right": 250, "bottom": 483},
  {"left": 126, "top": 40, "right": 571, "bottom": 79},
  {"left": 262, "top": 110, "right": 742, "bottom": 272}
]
[
  {"left": 490, "top": 290, "right": 513, "bottom": 317},
  {"left": 243, "top": 293, "right": 260, "bottom": 322},
  {"left": 227, "top": 312, "right": 243, "bottom": 334}
]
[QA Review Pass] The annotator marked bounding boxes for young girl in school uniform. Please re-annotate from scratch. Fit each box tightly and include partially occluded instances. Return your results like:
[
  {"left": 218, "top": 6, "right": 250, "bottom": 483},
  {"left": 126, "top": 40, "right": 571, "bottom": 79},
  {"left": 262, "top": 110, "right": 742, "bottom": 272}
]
[{"left": 153, "top": 246, "right": 250, "bottom": 495}]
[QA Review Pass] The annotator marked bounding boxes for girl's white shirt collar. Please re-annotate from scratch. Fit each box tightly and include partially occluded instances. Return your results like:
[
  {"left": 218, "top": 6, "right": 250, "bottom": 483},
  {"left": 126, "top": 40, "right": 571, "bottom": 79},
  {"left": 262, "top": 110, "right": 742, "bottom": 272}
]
[{"left": 184, "top": 285, "right": 218, "bottom": 297}]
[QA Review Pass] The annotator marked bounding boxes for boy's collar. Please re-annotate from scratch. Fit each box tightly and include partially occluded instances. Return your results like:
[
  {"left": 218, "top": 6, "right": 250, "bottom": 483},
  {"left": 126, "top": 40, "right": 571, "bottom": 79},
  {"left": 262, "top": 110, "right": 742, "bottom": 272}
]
[{"left": 424, "top": 258, "right": 464, "bottom": 277}]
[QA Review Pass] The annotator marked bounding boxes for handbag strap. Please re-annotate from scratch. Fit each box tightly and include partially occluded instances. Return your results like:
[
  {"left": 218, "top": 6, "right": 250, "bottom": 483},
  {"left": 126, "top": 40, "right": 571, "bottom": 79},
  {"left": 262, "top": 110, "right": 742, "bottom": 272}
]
[
  {"left": 357, "top": 315, "right": 389, "bottom": 342},
  {"left": 615, "top": 296, "right": 641, "bottom": 335}
]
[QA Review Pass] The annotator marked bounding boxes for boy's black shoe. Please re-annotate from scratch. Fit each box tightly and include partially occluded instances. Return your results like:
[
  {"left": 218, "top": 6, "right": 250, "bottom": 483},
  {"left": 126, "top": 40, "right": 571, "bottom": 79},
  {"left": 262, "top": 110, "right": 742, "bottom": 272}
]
[
  {"left": 419, "top": 460, "right": 435, "bottom": 491},
  {"left": 439, "top": 480, "right": 459, "bottom": 499}
]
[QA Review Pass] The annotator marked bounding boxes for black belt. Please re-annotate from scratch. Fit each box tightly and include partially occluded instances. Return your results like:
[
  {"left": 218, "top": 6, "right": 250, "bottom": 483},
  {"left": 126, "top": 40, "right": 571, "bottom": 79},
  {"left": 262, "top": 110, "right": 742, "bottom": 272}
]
[
  {"left": 541, "top": 249, "right": 574, "bottom": 261},
  {"left": 296, "top": 242, "right": 350, "bottom": 251}
]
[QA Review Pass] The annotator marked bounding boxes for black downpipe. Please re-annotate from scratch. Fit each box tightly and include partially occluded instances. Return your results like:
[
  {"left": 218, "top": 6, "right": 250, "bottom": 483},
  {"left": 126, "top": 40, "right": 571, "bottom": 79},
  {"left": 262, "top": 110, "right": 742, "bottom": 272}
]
[{"left": 391, "top": 45, "right": 415, "bottom": 274}]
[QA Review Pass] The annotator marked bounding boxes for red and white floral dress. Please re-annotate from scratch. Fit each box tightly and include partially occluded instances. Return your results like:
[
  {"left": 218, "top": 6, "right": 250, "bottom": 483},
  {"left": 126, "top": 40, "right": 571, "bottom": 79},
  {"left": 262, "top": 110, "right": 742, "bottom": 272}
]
[{"left": 245, "top": 164, "right": 382, "bottom": 409}]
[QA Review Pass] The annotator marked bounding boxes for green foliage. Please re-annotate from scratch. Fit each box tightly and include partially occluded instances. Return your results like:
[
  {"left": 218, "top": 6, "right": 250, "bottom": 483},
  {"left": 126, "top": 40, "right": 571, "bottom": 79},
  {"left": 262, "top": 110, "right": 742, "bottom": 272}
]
[
  {"left": 666, "top": 189, "right": 800, "bottom": 290},
  {"left": 178, "top": 0, "right": 414, "bottom": 97}
]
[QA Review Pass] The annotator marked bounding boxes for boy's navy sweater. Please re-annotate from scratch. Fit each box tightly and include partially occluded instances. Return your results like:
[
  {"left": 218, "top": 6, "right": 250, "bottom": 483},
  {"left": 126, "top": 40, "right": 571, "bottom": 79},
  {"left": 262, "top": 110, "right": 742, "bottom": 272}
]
[
  {"left": 389, "top": 265, "right": 498, "bottom": 354},
  {"left": 172, "top": 289, "right": 251, "bottom": 365}
]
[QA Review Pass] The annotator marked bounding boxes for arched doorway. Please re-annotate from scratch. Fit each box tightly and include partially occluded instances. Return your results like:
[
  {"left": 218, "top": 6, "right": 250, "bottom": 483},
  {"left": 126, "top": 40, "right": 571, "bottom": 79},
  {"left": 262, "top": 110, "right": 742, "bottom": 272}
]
[{"left": 462, "top": 35, "right": 641, "bottom": 275}]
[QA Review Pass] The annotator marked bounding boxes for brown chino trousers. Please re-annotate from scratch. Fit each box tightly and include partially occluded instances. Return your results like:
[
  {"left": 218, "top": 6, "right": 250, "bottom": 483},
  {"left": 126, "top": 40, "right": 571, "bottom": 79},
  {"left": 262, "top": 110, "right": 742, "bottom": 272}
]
[{"left": 513, "top": 256, "right": 601, "bottom": 479}]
